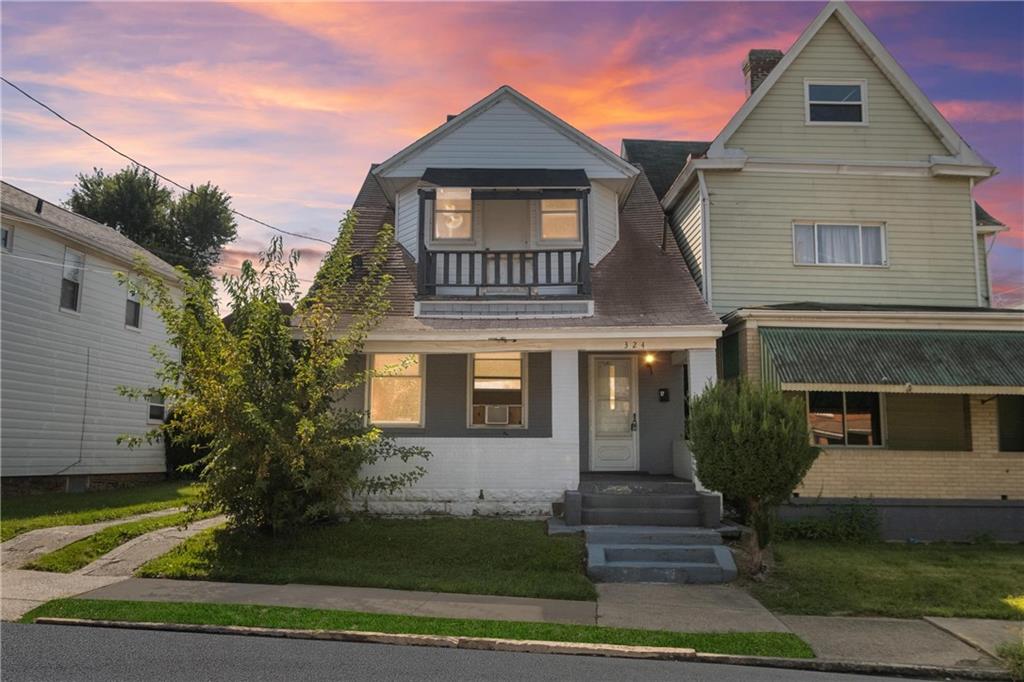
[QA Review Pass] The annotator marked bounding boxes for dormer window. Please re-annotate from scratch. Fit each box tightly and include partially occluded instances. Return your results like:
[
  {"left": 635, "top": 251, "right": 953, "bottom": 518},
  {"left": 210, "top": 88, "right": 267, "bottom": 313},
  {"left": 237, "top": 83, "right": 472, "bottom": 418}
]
[
  {"left": 433, "top": 188, "right": 473, "bottom": 240},
  {"left": 539, "top": 199, "right": 580, "bottom": 241},
  {"left": 805, "top": 80, "right": 866, "bottom": 124}
]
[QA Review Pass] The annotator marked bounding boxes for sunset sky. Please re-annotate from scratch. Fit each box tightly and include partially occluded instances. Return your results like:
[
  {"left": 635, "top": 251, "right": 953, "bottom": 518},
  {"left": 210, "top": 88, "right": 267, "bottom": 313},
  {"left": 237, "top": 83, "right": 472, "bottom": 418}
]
[{"left": 2, "top": 1, "right": 1021, "bottom": 306}]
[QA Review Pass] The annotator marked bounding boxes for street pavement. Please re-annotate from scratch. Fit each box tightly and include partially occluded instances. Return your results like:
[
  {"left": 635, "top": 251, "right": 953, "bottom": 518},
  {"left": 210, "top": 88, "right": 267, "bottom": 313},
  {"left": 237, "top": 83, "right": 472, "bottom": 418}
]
[{"left": 0, "top": 623, "right": 917, "bottom": 682}]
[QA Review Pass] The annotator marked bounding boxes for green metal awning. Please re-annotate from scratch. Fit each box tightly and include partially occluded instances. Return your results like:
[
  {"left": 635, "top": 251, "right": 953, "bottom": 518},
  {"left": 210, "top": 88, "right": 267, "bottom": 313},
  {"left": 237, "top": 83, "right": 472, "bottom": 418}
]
[{"left": 760, "top": 327, "right": 1024, "bottom": 394}]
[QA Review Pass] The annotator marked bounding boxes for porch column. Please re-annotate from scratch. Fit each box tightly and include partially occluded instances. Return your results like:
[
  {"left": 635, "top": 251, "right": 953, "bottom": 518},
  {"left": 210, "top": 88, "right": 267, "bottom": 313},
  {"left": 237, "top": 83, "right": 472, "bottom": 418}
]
[
  {"left": 679, "top": 349, "right": 722, "bottom": 521},
  {"left": 551, "top": 350, "right": 581, "bottom": 495},
  {"left": 579, "top": 189, "right": 592, "bottom": 296},
  {"left": 416, "top": 189, "right": 433, "bottom": 296}
]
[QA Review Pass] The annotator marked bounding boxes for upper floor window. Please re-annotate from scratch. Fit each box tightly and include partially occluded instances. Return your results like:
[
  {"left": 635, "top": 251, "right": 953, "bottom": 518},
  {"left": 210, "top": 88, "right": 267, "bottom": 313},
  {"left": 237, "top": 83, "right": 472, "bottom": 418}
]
[
  {"left": 434, "top": 188, "right": 473, "bottom": 241},
  {"left": 60, "top": 247, "right": 85, "bottom": 312},
  {"left": 805, "top": 80, "right": 866, "bottom": 124},
  {"left": 794, "top": 223, "right": 886, "bottom": 266},
  {"left": 148, "top": 391, "right": 166, "bottom": 423},
  {"left": 1, "top": 226, "right": 12, "bottom": 252},
  {"left": 540, "top": 199, "right": 580, "bottom": 241},
  {"left": 125, "top": 289, "right": 142, "bottom": 329}
]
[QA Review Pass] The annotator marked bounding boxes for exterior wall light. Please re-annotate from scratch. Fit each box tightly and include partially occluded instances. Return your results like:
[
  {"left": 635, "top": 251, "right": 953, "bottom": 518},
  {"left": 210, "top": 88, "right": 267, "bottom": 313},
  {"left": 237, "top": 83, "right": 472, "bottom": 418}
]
[{"left": 644, "top": 353, "right": 656, "bottom": 374}]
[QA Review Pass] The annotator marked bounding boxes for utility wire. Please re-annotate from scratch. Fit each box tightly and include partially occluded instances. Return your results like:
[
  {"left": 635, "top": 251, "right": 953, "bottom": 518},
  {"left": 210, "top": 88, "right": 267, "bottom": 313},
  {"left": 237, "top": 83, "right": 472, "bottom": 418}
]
[{"left": 1, "top": 76, "right": 334, "bottom": 246}]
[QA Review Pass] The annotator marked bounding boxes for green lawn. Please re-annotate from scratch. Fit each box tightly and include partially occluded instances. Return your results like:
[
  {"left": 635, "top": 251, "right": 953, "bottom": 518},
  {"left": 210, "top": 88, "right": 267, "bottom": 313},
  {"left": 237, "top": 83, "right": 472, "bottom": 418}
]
[
  {"left": 749, "top": 540, "right": 1024, "bottom": 620},
  {"left": 139, "top": 518, "right": 597, "bottom": 601},
  {"left": 25, "top": 511, "right": 217, "bottom": 573},
  {"left": 1, "top": 482, "right": 201, "bottom": 542},
  {"left": 23, "top": 599, "right": 814, "bottom": 658}
]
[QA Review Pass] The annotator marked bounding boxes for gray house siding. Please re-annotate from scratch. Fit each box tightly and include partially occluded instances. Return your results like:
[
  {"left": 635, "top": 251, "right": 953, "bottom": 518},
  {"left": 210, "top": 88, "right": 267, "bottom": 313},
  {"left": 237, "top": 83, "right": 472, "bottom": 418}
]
[{"left": 578, "top": 351, "right": 684, "bottom": 474}]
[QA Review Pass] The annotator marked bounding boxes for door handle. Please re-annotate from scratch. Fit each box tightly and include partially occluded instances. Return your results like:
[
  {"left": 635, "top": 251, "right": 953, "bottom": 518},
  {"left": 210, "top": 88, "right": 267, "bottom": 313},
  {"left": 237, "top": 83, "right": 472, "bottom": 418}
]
[{"left": 630, "top": 412, "right": 638, "bottom": 432}]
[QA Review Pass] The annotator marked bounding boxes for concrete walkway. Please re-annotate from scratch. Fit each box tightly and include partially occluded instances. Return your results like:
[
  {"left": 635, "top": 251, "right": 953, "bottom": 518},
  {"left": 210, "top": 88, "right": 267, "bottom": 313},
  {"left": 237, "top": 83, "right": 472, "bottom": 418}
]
[
  {"left": 0, "top": 508, "right": 184, "bottom": 569},
  {"left": 77, "top": 578, "right": 598, "bottom": 625},
  {"left": 77, "top": 516, "right": 225, "bottom": 577},
  {"left": 925, "top": 616, "right": 1024, "bottom": 659},
  {"left": 597, "top": 583, "right": 789, "bottom": 633}
]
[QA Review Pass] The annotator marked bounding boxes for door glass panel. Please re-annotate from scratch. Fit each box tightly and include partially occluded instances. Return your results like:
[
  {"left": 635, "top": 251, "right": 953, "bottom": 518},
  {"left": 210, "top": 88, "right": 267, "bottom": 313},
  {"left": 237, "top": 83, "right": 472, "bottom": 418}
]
[{"left": 595, "top": 359, "right": 633, "bottom": 436}]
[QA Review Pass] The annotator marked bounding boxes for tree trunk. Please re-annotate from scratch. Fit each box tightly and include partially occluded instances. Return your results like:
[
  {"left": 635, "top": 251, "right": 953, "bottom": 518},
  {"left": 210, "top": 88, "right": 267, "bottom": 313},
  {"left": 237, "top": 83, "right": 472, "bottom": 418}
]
[{"left": 746, "top": 497, "right": 767, "bottom": 576}]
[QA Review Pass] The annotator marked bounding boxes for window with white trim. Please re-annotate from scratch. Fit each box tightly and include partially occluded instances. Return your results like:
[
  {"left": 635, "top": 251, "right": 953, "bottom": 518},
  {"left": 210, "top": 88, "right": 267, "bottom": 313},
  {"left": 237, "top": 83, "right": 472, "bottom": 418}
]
[
  {"left": 433, "top": 188, "right": 473, "bottom": 241},
  {"left": 60, "top": 247, "right": 85, "bottom": 312},
  {"left": 539, "top": 199, "right": 579, "bottom": 241},
  {"left": 125, "top": 289, "right": 142, "bottom": 329},
  {"left": 470, "top": 352, "right": 525, "bottom": 427},
  {"left": 1, "top": 226, "right": 12, "bottom": 251},
  {"left": 807, "top": 391, "right": 882, "bottom": 447},
  {"left": 794, "top": 223, "right": 885, "bottom": 266},
  {"left": 806, "top": 81, "right": 866, "bottom": 124},
  {"left": 148, "top": 392, "right": 166, "bottom": 422},
  {"left": 369, "top": 354, "right": 424, "bottom": 426}
]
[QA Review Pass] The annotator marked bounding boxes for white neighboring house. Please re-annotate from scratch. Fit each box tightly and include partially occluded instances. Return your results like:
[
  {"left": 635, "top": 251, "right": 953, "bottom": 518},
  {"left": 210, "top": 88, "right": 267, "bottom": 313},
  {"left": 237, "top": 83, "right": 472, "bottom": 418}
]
[{"left": 1, "top": 181, "right": 182, "bottom": 492}]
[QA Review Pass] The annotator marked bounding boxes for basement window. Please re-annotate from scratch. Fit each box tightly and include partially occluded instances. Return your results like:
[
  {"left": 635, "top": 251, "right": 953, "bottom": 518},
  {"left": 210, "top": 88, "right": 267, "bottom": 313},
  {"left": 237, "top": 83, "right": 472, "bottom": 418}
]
[
  {"left": 470, "top": 352, "right": 525, "bottom": 427},
  {"left": 805, "top": 80, "right": 867, "bottom": 124}
]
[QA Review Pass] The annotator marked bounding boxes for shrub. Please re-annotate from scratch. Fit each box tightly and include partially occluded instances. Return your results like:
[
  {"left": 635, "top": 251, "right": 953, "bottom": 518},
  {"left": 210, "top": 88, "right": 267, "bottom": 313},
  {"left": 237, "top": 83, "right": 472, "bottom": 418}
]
[
  {"left": 119, "top": 213, "right": 429, "bottom": 534},
  {"left": 998, "top": 638, "right": 1024, "bottom": 682},
  {"left": 776, "top": 504, "right": 881, "bottom": 543},
  {"left": 688, "top": 380, "right": 820, "bottom": 574}
]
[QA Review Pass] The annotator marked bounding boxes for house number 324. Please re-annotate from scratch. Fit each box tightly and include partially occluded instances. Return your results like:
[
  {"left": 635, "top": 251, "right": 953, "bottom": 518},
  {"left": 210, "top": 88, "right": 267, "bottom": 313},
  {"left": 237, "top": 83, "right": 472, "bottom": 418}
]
[{"left": 624, "top": 341, "right": 646, "bottom": 349}]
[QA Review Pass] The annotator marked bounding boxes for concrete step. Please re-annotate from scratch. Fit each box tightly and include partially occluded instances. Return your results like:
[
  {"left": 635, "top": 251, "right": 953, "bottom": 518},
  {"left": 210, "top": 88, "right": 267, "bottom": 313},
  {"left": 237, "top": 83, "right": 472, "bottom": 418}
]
[
  {"left": 581, "top": 507, "right": 700, "bottom": 527},
  {"left": 578, "top": 480, "right": 696, "bottom": 495},
  {"left": 581, "top": 493, "right": 700, "bottom": 510},
  {"left": 585, "top": 526, "right": 723, "bottom": 546},
  {"left": 586, "top": 543, "right": 737, "bottom": 584}
]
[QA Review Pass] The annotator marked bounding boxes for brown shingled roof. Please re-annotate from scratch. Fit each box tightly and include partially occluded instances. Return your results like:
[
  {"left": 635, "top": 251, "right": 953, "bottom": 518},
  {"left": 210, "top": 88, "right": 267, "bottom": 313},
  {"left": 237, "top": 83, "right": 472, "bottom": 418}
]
[{"left": 333, "top": 168, "right": 717, "bottom": 333}]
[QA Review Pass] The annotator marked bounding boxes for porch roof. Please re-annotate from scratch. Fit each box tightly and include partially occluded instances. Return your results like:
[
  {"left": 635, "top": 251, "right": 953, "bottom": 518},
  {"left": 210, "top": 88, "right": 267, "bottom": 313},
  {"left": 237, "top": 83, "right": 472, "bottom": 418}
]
[
  {"left": 760, "top": 327, "right": 1024, "bottom": 393},
  {"left": 420, "top": 167, "right": 590, "bottom": 190}
]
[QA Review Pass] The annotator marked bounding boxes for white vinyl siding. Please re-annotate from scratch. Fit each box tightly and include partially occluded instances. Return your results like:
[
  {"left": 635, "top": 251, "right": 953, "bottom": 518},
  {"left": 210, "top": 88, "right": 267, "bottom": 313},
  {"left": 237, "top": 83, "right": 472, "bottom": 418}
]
[
  {"left": 395, "top": 186, "right": 420, "bottom": 258},
  {"left": 588, "top": 181, "right": 618, "bottom": 263},
  {"left": 669, "top": 183, "right": 704, "bottom": 292},
  {"left": 385, "top": 97, "right": 631, "bottom": 179},
  {"left": 725, "top": 16, "right": 948, "bottom": 161},
  {"left": 706, "top": 172, "right": 977, "bottom": 314},
  {"left": 0, "top": 221, "right": 176, "bottom": 476}
]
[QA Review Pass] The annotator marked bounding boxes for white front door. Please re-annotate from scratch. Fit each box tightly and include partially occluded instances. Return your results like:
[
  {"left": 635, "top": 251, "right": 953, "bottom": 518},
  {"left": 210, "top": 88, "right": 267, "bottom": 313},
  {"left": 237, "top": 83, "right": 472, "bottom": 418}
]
[{"left": 589, "top": 355, "right": 639, "bottom": 471}]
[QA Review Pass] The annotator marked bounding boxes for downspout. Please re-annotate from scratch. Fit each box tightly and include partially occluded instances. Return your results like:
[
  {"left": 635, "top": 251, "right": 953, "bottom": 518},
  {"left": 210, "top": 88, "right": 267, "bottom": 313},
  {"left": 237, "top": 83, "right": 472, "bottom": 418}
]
[
  {"left": 697, "top": 170, "right": 712, "bottom": 308},
  {"left": 969, "top": 178, "right": 983, "bottom": 307}
]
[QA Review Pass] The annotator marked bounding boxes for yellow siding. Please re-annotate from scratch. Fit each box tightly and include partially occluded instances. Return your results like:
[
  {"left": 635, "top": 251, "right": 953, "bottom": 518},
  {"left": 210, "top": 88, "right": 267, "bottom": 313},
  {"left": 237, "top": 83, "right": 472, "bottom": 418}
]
[
  {"left": 726, "top": 17, "right": 949, "bottom": 162},
  {"left": 707, "top": 171, "right": 978, "bottom": 315},
  {"left": 670, "top": 183, "right": 703, "bottom": 292},
  {"left": 798, "top": 397, "right": 1022, "bottom": 500}
]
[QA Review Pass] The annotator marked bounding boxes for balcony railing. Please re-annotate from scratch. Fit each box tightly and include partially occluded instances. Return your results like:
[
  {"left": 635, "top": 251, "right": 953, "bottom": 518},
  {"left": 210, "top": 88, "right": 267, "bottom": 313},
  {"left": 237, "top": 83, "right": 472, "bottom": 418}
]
[{"left": 422, "top": 248, "right": 585, "bottom": 297}]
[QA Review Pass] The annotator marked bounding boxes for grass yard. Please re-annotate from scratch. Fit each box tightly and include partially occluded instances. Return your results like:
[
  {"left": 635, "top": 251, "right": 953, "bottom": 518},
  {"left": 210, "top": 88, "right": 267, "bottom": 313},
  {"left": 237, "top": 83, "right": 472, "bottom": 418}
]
[
  {"left": 25, "top": 510, "right": 217, "bottom": 573},
  {"left": 139, "top": 518, "right": 597, "bottom": 601},
  {"left": 1, "top": 482, "right": 201, "bottom": 542},
  {"left": 749, "top": 540, "right": 1024, "bottom": 620},
  {"left": 22, "top": 598, "right": 814, "bottom": 658}
]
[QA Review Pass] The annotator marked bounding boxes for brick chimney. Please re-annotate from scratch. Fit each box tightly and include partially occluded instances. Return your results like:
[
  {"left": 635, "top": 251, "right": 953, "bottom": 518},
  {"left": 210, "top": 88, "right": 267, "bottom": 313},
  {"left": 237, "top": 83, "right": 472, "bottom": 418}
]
[{"left": 743, "top": 49, "right": 784, "bottom": 97}]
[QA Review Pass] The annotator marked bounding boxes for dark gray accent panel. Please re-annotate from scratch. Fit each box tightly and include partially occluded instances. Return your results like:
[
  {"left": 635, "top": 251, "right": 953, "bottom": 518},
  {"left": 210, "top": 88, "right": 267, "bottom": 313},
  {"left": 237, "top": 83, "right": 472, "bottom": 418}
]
[
  {"left": 886, "top": 394, "right": 970, "bottom": 451},
  {"left": 779, "top": 499, "right": 1024, "bottom": 542},
  {"left": 578, "top": 352, "right": 684, "bottom": 475},
  {"left": 384, "top": 353, "right": 551, "bottom": 438}
]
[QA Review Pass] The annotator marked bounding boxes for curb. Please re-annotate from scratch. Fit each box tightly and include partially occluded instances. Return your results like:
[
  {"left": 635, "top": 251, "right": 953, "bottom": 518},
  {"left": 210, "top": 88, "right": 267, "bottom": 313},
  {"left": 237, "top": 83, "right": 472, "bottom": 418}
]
[{"left": 34, "top": 617, "right": 1012, "bottom": 680}]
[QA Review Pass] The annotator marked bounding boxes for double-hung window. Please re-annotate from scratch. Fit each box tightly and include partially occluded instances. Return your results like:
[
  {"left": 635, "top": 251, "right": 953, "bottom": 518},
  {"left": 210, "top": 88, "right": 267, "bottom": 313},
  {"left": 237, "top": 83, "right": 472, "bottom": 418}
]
[
  {"left": 125, "top": 289, "right": 142, "bottom": 329},
  {"left": 794, "top": 223, "right": 885, "bottom": 266},
  {"left": 470, "top": 352, "right": 525, "bottom": 427},
  {"left": 148, "top": 392, "right": 166, "bottom": 422},
  {"left": 433, "top": 188, "right": 473, "bottom": 241},
  {"left": 1, "top": 226, "right": 12, "bottom": 251},
  {"left": 539, "top": 199, "right": 580, "bottom": 241},
  {"left": 805, "top": 80, "right": 866, "bottom": 124},
  {"left": 807, "top": 391, "right": 882, "bottom": 447},
  {"left": 60, "top": 247, "right": 85, "bottom": 312},
  {"left": 369, "top": 354, "right": 424, "bottom": 426}
]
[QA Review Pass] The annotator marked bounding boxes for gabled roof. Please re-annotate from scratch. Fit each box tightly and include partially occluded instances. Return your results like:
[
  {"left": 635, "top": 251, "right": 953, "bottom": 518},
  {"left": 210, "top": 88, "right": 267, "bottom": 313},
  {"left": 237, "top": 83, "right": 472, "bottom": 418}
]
[
  {"left": 707, "top": 1, "right": 992, "bottom": 169},
  {"left": 621, "top": 139, "right": 709, "bottom": 200},
  {"left": 373, "top": 85, "right": 639, "bottom": 180},
  {"left": 336, "top": 166, "right": 717, "bottom": 334},
  {"left": 0, "top": 181, "right": 179, "bottom": 281}
]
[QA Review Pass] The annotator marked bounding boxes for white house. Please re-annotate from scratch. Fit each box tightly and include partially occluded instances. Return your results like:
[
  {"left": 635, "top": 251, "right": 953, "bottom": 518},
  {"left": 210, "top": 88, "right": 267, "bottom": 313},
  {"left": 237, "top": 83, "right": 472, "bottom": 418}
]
[{"left": 1, "top": 181, "right": 181, "bottom": 492}]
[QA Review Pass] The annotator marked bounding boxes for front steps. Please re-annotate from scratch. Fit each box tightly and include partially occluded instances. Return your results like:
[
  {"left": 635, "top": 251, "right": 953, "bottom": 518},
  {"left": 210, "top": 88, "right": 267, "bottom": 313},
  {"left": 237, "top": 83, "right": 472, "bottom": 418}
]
[{"left": 563, "top": 478, "right": 736, "bottom": 585}]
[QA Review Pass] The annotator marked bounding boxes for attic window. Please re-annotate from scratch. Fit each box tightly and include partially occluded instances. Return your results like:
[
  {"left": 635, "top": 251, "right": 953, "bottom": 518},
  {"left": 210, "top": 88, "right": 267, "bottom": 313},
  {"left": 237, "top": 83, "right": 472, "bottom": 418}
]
[{"left": 805, "top": 80, "right": 866, "bottom": 124}]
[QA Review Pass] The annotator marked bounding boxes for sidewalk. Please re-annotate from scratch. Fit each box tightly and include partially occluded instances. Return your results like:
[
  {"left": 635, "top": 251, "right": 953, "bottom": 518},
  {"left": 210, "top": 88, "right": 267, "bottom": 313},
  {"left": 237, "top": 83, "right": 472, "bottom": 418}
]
[{"left": 72, "top": 576, "right": 1014, "bottom": 673}]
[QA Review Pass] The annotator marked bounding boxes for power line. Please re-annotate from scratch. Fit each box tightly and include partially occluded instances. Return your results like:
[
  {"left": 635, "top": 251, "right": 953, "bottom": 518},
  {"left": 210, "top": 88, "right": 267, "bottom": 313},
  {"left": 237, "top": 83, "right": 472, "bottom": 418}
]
[{"left": 1, "top": 76, "right": 334, "bottom": 246}]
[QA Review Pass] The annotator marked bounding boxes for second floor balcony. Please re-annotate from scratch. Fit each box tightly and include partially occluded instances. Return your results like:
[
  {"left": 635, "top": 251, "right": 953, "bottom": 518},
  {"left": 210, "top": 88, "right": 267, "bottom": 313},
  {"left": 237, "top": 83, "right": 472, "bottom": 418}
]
[{"left": 415, "top": 168, "right": 592, "bottom": 299}]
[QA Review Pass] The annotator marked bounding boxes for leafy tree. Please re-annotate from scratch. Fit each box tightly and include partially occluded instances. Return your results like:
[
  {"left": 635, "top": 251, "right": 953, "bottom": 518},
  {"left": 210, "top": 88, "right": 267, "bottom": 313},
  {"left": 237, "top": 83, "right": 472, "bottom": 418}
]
[
  {"left": 687, "top": 381, "right": 820, "bottom": 574},
  {"left": 67, "top": 166, "right": 236, "bottom": 278},
  {"left": 118, "top": 212, "right": 429, "bottom": 535}
]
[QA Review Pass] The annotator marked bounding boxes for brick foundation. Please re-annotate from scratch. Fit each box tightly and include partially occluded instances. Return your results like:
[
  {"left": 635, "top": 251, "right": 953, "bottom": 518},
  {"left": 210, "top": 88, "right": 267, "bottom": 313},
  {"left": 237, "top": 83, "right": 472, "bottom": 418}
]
[{"left": 1, "top": 472, "right": 166, "bottom": 496}]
